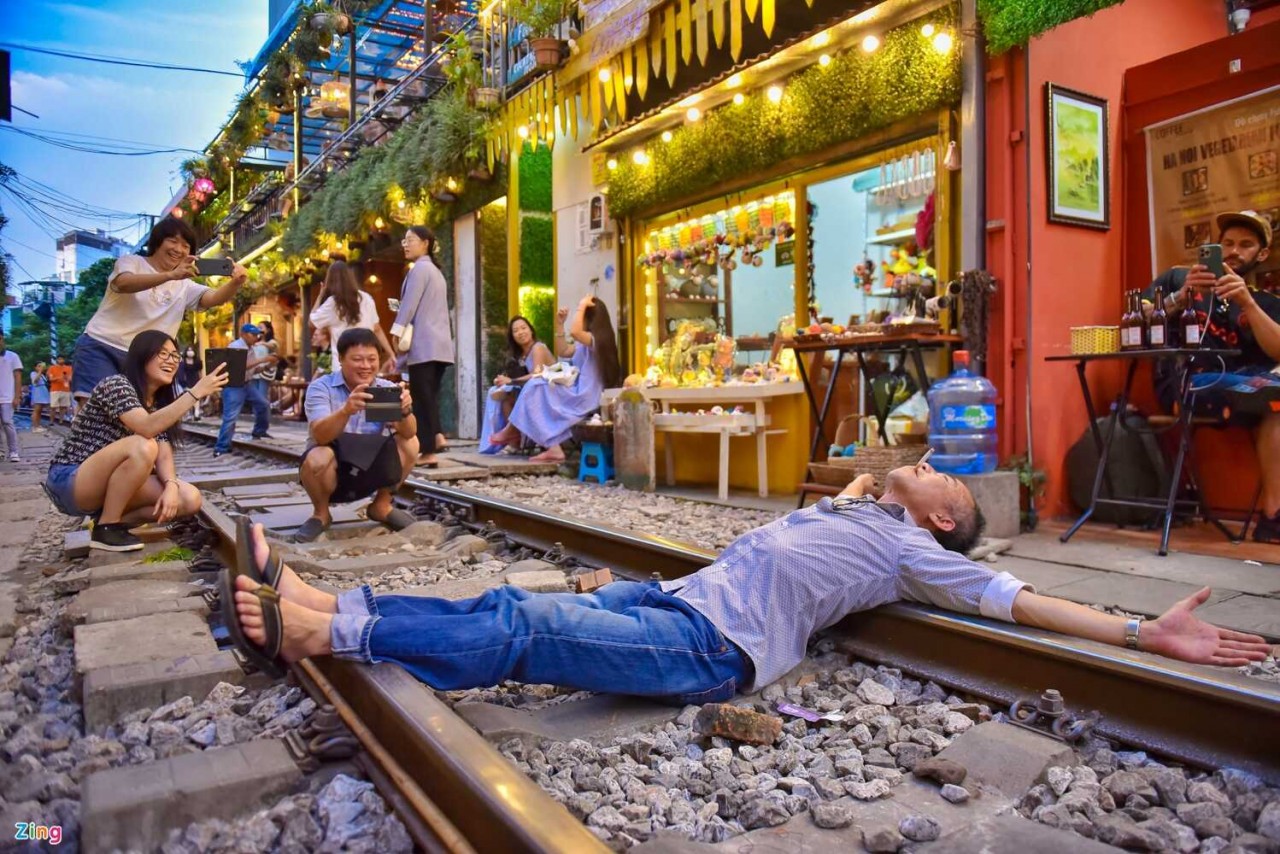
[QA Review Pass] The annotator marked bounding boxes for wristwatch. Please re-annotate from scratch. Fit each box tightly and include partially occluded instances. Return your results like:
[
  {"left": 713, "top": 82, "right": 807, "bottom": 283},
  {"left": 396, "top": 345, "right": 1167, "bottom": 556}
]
[{"left": 1124, "top": 616, "right": 1144, "bottom": 650}]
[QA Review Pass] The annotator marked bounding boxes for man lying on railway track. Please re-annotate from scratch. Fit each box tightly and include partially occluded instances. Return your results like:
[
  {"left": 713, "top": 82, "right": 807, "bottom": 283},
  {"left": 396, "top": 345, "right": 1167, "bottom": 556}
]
[
  {"left": 225, "top": 461, "right": 1273, "bottom": 690},
  {"left": 293, "top": 328, "right": 420, "bottom": 543}
]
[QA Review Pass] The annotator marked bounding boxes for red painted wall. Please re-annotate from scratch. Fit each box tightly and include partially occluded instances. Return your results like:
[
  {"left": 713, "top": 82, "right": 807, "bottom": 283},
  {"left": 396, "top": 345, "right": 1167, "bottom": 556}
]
[{"left": 985, "top": 0, "right": 1279, "bottom": 518}]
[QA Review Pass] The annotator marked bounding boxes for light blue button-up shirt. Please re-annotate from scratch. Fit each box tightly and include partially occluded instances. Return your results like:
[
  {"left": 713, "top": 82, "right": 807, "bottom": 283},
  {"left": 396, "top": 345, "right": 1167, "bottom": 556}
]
[
  {"left": 303, "top": 371, "right": 399, "bottom": 450},
  {"left": 662, "top": 496, "right": 1032, "bottom": 691}
]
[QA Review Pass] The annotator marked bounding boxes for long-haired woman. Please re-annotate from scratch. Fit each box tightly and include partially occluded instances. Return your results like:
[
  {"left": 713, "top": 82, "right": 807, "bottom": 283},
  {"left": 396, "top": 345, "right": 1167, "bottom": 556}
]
[
  {"left": 489, "top": 294, "right": 621, "bottom": 463},
  {"left": 29, "top": 362, "right": 49, "bottom": 433},
  {"left": 478, "top": 316, "right": 556, "bottom": 454},
  {"left": 44, "top": 330, "right": 228, "bottom": 551},
  {"left": 390, "top": 226, "right": 454, "bottom": 467},
  {"left": 309, "top": 261, "right": 396, "bottom": 373}
]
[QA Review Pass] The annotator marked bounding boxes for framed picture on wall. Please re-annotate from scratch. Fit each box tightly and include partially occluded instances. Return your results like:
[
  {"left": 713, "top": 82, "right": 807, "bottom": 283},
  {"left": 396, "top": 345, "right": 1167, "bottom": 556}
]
[{"left": 1045, "top": 84, "right": 1110, "bottom": 229}]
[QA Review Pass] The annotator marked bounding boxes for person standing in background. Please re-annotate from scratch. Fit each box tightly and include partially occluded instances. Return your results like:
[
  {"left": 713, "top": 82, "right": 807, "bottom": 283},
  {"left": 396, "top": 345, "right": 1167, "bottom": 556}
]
[
  {"left": 28, "top": 362, "right": 50, "bottom": 433},
  {"left": 390, "top": 226, "right": 454, "bottom": 469},
  {"left": 309, "top": 262, "right": 396, "bottom": 373},
  {"left": 72, "top": 217, "right": 246, "bottom": 401},
  {"left": 214, "top": 324, "right": 274, "bottom": 456},
  {"left": 48, "top": 356, "right": 73, "bottom": 425},
  {"left": 0, "top": 332, "right": 22, "bottom": 462}
]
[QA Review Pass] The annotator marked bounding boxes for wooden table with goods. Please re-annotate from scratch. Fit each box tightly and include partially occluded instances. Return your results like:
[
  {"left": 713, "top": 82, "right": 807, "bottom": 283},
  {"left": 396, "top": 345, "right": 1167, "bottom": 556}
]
[
  {"left": 604, "top": 383, "right": 804, "bottom": 500},
  {"left": 1046, "top": 348, "right": 1241, "bottom": 556}
]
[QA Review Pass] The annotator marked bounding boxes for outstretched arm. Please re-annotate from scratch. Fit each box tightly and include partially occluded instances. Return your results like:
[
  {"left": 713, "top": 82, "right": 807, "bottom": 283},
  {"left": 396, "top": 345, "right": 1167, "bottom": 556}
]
[{"left": 1012, "top": 587, "right": 1272, "bottom": 667}]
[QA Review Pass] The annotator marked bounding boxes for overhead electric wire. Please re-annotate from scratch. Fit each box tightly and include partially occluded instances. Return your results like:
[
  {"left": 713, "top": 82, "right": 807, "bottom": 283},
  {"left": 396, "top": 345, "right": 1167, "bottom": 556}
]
[
  {"left": 0, "top": 42, "right": 245, "bottom": 78},
  {"left": 0, "top": 125, "right": 201, "bottom": 152},
  {"left": 2, "top": 125, "right": 203, "bottom": 157}
]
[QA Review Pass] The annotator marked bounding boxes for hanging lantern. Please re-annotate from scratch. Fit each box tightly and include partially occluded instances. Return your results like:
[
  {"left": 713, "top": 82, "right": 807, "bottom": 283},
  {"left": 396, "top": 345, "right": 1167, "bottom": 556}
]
[
  {"left": 318, "top": 77, "right": 350, "bottom": 119},
  {"left": 193, "top": 177, "right": 216, "bottom": 195}
]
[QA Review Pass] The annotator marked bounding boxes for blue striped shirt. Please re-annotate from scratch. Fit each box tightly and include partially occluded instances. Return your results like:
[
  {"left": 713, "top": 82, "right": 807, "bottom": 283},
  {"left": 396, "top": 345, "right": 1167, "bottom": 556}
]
[{"left": 662, "top": 496, "right": 1031, "bottom": 691}]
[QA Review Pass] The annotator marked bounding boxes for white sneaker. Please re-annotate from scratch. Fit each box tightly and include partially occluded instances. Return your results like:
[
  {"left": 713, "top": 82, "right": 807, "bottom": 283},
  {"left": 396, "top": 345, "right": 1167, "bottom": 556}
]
[
  {"left": 31, "top": 427, "right": 47, "bottom": 433},
  {"left": 8, "top": 453, "right": 18, "bottom": 462}
]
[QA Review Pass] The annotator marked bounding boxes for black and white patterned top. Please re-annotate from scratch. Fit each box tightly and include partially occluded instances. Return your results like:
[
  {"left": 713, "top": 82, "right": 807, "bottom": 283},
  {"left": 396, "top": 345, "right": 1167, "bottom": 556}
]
[{"left": 49, "top": 375, "right": 169, "bottom": 468}]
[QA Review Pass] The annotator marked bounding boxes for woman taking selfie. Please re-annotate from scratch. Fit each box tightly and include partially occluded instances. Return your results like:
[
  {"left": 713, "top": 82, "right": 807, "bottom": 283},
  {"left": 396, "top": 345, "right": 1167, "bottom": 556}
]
[
  {"left": 479, "top": 316, "right": 555, "bottom": 454},
  {"left": 45, "top": 330, "right": 229, "bottom": 552},
  {"left": 72, "top": 217, "right": 246, "bottom": 401},
  {"left": 489, "top": 295, "right": 621, "bottom": 463},
  {"left": 391, "top": 226, "right": 454, "bottom": 468}
]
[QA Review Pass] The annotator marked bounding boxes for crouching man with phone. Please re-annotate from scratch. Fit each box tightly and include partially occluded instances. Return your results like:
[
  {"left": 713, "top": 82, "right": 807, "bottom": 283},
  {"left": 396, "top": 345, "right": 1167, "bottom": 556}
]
[
  {"left": 1142, "top": 209, "right": 1280, "bottom": 542},
  {"left": 294, "top": 328, "right": 419, "bottom": 543}
]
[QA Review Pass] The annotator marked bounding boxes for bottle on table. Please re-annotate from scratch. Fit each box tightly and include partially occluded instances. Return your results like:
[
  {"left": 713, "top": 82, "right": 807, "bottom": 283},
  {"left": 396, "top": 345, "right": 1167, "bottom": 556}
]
[
  {"left": 1137, "top": 291, "right": 1151, "bottom": 349},
  {"left": 1182, "top": 291, "right": 1202, "bottom": 346},
  {"left": 1121, "top": 291, "right": 1140, "bottom": 351},
  {"left": 1148, "top": 286, "right": 1169, "bottom": 349},
  {"left": 926, "top": 350, "right": 998, "bottom": 474}
]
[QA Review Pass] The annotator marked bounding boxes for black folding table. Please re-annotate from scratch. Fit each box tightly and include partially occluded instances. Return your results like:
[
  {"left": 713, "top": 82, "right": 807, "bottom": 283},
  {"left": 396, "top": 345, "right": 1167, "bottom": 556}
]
[{"left": 1046, "top": 348, "right": 1240, "bottom": 556}]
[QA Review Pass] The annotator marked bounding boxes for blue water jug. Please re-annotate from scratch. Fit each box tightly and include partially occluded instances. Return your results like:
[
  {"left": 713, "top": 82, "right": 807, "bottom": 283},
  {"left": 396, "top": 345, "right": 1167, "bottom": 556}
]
[{"left": 927, "top": 350, "right": 998, "bottom": 474}]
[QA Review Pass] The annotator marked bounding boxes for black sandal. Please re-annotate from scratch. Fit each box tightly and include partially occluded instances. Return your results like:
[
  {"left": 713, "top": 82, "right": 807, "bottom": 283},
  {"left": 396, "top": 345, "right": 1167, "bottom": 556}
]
[
  {"left": 220, "top": 517, "right": 288, "bottom": 678},
  {"left": 292, "top": 516, "right": 330, "bottom": 544},
  {"left": 370, "top": 507, "right": 416, "bottom": 532}
]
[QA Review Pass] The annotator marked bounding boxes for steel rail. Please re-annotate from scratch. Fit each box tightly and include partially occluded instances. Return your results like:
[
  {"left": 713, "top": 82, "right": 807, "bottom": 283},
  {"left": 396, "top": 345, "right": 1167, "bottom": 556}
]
[{"left": 190, "top": 431, "right": 1280, "bottom": 784}]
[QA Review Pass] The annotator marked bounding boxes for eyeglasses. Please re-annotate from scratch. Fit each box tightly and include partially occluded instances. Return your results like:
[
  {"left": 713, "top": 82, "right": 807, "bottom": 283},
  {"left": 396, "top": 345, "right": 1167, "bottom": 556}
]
[{"left": 156, "top": 350, "right": 181, "bottom": 364}]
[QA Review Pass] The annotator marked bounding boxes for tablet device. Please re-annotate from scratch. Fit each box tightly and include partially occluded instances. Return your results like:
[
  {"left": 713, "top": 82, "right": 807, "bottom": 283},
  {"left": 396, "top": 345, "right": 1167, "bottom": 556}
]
[
  {"left": 365, "top": 385, "right": 403, "bottom": 423},
  {"left": 204, "top": 348, "right": 247, "bottom": 388}
]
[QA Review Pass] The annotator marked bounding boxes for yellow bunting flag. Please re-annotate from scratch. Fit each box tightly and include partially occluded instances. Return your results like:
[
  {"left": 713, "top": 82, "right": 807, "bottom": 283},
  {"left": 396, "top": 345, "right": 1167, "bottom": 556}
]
[
  {"left": 693, "top": 0, "right": 709, "bottom": 65},
  {"left": 636, "top": 42, "right": 650, "bottom": 100},
  {"left": 678, "top": 0, "right": 693, "bottom": 65},
  {"left": 711, "top": 0, "right": 726, "bottom": 48},
  {"left": 613, "top": 62, "right": 627, "bottom": 119},
  {"left": 745, "top": 0, "right": 758, "bottom": 23},
  {"left": 622, "top": 48, "right": 634, "bottom": 94},
  {"left": 729, "top": 0, "right": 743, "bottom": 59},
  {"left": 665, "top": 6, "right": 678, "bottom": 87},
  {"left": 650, "top": 15, "right": 664, "bottom": 81},
  {"left": 761, "top": 0, "right": 775, "bottom": 36}
]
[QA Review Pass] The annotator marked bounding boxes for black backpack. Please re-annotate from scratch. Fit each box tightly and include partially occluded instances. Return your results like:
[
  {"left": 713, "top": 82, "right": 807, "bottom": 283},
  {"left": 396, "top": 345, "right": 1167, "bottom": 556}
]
[{"left": 1066, "top": 409, "right": 1172, "bottom": 526}]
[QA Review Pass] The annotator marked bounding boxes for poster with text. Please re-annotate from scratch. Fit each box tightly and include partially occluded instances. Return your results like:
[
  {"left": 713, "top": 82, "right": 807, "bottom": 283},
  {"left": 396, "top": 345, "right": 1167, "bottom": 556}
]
[{"left": 1145, "top": 86, "right": 1280, "bottom": 278}]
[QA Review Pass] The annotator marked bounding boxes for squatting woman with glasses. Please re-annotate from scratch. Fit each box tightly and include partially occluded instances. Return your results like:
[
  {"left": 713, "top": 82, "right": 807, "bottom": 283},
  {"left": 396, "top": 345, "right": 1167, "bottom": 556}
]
[{"left": 44, "top": 330, "right": 229, "bottom": 552}]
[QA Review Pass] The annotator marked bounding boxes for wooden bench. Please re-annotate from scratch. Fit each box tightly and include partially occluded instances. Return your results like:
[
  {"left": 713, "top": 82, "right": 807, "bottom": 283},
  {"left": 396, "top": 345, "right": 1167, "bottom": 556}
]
[{"left": 653, "top": 411, "right": 779, "bottom": 501}]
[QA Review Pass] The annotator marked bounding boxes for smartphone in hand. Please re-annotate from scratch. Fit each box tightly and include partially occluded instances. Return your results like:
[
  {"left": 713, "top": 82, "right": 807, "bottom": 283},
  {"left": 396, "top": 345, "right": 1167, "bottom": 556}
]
[
  {"left": 1198, "top": 244, "right": 1225, "bottom": 279},
  {"left": 365, "top": 386, "right": 403, "bottom": 422},
  {"left": 195, "top": 258, "right": 235, "bottom": 277}
]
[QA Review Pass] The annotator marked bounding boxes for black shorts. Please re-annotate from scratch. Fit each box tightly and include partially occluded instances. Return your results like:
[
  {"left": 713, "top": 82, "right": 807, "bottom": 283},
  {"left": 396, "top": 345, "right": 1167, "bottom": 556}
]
[{"left": 308, "top": 433, "right": 402, "bottom": 503}]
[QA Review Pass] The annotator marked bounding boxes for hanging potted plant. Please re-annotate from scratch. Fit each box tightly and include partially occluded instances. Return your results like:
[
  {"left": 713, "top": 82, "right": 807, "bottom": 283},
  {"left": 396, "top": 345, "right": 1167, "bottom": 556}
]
[
  {"left": 307, "top": 1, "right": 352, "bottom": 35},
  {"left": 509, "top": 0, "right": 575, "bottom": 70}
]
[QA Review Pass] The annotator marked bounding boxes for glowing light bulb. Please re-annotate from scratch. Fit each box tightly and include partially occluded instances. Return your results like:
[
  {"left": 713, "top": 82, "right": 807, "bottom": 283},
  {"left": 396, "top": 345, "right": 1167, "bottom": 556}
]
[
  {"left": 598, "top": 67, "right": 611, "bottom": 82},
  {"left": 368, "top": 274, "right": 378, "bottom": 284},
  {"left": 932, "top": 31, "right": 953, "bottom": 53},
  {"left": 606, "top": 158, "right": 618, "bottom": 171},
  {"left": 861, "top": 34, "right": 881, "bottom": 52},
  {"left": 632, "top": 149, "right": 648, "bottom": 165},
  {"left": 818, "top": 54, "right": 831, "bottom": 67},
  {"left": 516, "top": 124, "right": 529, "bottom": 139},
  {"left": 732, "top": 92, "right": 745, "bottom": 105},
  {"left": 397, "top": 200, "right": 406, "bottom": 209},
  {"left": 374, "top": 216, "right": 385, "bottom": 229},
  {"left": 661, "top": 130, "right": 673, "bottom": 142},
  {"left": 921, "top": 23, "right": 936, "bottom": 37},
  {"left": 686, "top": 107, "right": 701, "bottom": 122},
  {"left": 766, "top": 85, "right": 783, "bottom": 104}
]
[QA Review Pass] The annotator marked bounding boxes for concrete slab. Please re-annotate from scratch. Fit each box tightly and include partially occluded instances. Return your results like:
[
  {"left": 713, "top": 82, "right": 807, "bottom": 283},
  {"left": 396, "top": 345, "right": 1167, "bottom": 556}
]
[
  {"left": 89, "top": 560, "right": 191, "bottom": 586},
  {"left": 185, "top": 468, "right": 298, "bottom": 490},
  {"left": 85, "top": 598, "right": 208, "bottom": 625},
  {"left": 0, "top": 498, "right": 55, "bottom": 524},
  {"left": 284, "top": 550, "right": 449, "bottom": 576},
  {"left": 221, "top": 483, "right": 299, "bottom": 499},
  {"left": 74, "top": 612, "right": 217, "bottom": 675},
  {"left": 231, "top": 495, "right": 311, "bottom": 510},
  {"left": 446, "top": 451, "right": 561, "bottom": 475},
  {"left": 1009, "top": 531, "right": 1280, "bottom": 596},
  {"left": 933, "top": 721, "right": 1075, "bottom": 797},
  {"left": 932, "top": 811, "right": 1117, "bottom": 853},
  {"left": 84, "top": 540, "right": 177, "bottom": 569},
  {"left": 82, "top": 651, "right": 244, "bottom": 732},
  {"left": 956, "top": 471, "right": 1020, "bottom": 540},
  {"left": 505, "top": 570, "right": 570, "bottom": 592},
  {"left": 65, "top": 529, "right": 91, "bottom": 559},
  {"left": 1044, "top": 573, "right": 1239, "bottom": 619},
  {"left": 1195, "top": 595, "right": 1280, "bottom": 638},
  {"left": 80, "top": 740, "right": 302, "bottom": 853},
  {"left": 412, "top": 463, "right": 490, "bottom": 481},
  {"left": 987, "top": 556, "right": 1103, "bottom": 592},
  {"left": 457, "top": 695, "right": 680, "bottom": 744},
  {"left": 253, "top": 504, "right": 361, "bottom": 531},
  {"left": 64, "top": 579, "right": 202, "bottom": 625}
]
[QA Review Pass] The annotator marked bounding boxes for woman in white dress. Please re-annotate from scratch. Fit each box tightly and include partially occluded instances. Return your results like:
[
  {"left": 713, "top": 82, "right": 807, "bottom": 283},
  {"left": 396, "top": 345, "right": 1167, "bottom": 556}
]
[{"left": 309, "top": 261, "right": 396, "bottom": 374}]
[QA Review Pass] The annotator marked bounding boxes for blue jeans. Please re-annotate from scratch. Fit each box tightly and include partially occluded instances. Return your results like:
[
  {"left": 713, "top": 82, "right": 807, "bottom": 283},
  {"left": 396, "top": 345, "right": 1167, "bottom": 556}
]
[
  {"left": 215, "top": 379, "right": 270, "bottom": 452},
  {"left": 71, "top": 334, "right": 127, "bottom": 398},
  {"left": 331, "top": 581, "right": 750, "bottom": 704}
]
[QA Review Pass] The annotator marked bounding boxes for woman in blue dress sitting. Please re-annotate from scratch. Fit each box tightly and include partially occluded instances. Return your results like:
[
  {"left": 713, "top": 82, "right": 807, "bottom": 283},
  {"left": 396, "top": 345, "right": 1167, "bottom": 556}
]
[
  {"left": 489, "top": 295, "right": 622, "bottom": 463},
  {"left": 479, "top": 316, "right": 556, "bottom": 454}
]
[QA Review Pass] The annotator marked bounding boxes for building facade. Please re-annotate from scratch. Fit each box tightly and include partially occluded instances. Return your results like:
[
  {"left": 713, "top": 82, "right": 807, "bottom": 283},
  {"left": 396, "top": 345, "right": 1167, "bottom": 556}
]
[{"left": 54, "top": 229, "right": 129, "bottom": 284}]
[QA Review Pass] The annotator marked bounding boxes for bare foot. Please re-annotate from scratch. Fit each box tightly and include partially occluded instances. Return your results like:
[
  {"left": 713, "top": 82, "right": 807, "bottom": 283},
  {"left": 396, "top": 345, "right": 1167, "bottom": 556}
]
[
  {"left": 529, "top": 447, "right": 565, "bottom": 463},
  {"left": 250, "top": 523, "right": 337, "bottom": 614},
  {"left": 234, "top": 574, "right": 334, "bottom": 662},
  {"left": 416, "top": 454, "right": 439, "bottom": 466}
]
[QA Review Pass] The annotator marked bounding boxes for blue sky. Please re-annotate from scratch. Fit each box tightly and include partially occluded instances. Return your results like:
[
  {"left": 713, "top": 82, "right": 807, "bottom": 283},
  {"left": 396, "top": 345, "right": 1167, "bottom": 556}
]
[{"left": 0, "top": 1, "right": 268, "bottom": 286}]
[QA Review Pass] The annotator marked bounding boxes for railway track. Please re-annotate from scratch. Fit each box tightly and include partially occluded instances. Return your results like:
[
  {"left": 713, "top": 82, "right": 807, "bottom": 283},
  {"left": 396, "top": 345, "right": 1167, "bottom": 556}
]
[{"left": 184, "top": 429, "right": 1280, "bottom": 852}]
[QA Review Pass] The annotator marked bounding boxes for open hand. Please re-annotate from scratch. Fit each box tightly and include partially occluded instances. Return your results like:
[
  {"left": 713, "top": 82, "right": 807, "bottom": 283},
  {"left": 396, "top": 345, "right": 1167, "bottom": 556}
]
[
  {"left": 343, "top": 383, "right": 372, "bottom": 415},
  {"left": 192, "top": 363, "right": 230, "bottom": 399},
  {"left": 1141, "top": 587, "right": 1273, "bottom": 666},
  {"left": 169, "top": 256, "right": 198, "bottom": 281}
]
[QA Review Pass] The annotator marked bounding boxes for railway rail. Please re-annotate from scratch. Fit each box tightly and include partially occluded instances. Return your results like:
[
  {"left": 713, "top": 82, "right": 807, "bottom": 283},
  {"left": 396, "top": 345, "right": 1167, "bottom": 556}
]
[{"left": 186, "top": 429, "right": 1280, "bottom": 852}]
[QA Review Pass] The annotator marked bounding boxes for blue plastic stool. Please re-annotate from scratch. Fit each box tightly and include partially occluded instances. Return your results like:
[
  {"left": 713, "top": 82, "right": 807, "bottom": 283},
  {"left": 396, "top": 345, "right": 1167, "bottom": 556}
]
[{"left": 578, "top": 441, "right": 614, "bottom": 484}]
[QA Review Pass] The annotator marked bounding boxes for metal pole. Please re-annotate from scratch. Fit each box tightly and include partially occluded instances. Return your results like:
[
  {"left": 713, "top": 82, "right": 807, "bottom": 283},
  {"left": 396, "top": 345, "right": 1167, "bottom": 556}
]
[
  {"left": 292, "top": 86, "right": 303, "bottom": 214},
  {"left": 348, "top": 28, "right": 357, "bottom": 125},
  {"left": 424, "top": 0, "right": 435, "bottom": 49}
]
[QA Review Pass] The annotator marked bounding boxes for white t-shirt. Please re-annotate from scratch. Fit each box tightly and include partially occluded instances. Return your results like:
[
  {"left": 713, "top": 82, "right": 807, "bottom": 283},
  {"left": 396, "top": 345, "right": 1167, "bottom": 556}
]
[
  {"left": 310, "top": 291, "right": 379, "bottom": 355},
  {"left": 85, "top": 254, "right": 209, "bottom": 351},
  {"left": 0, "top": 351, "right": 23, "bottom": 404}
]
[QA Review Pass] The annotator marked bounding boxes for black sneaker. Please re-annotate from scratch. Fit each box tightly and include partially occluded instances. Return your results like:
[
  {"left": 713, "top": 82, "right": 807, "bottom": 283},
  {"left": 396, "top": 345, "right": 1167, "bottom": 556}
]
[
  {"left": 1252, "top": 512, "right": 1280, "bottom": 545},
  {"left": 90, "top": 523, "right": 144, "bottom": 552},
  {"left": 252, "top": 433, "right": 274, "bottom": 440}
]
